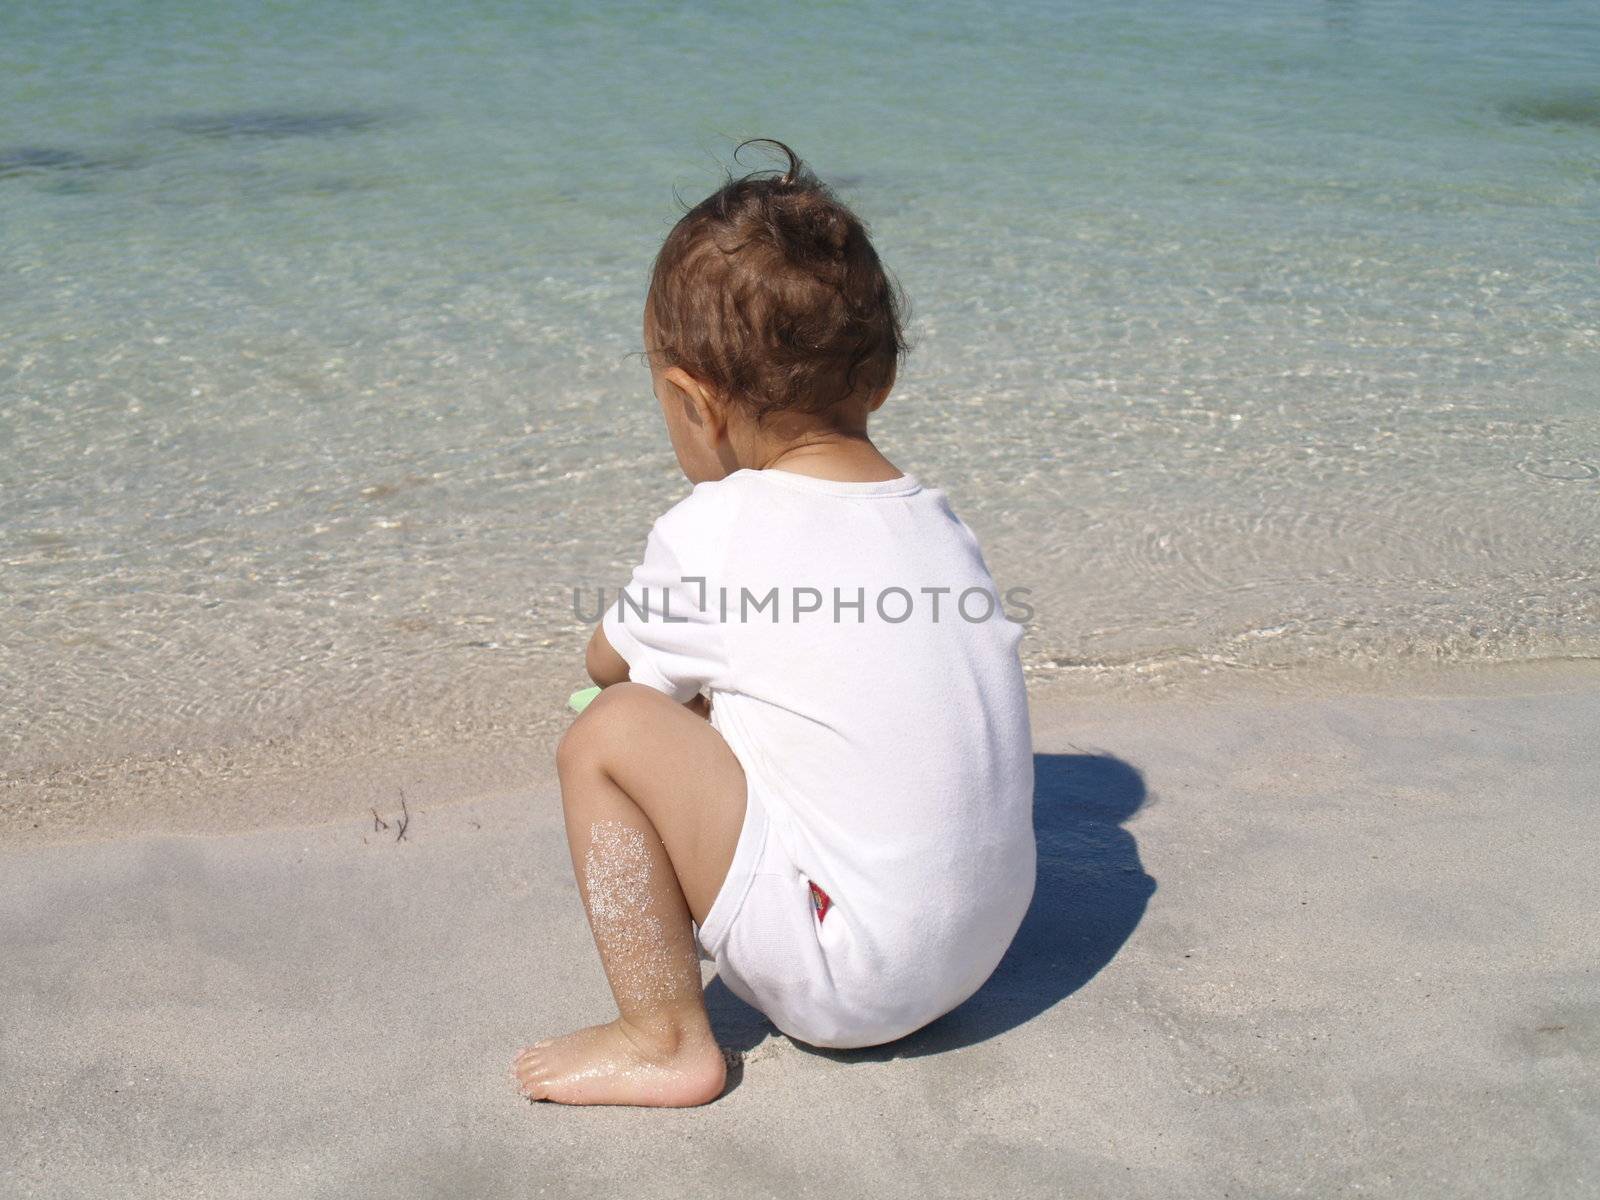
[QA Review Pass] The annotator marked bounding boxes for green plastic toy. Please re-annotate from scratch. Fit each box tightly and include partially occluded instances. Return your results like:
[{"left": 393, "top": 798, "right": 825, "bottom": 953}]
[{"left": 567, "top": 685, "right": 602, "bottom": 714}]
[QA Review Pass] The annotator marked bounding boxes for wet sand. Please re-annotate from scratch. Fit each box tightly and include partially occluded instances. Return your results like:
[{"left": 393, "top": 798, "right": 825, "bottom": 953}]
[{"left": 3, "top": 676, "right": 1597, "bottom": 1198}]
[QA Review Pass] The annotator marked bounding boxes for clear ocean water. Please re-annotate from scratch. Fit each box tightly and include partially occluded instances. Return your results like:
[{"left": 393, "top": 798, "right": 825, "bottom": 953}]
[{"left": 3, "top": 1, "right": 1598, "bottom": 791}]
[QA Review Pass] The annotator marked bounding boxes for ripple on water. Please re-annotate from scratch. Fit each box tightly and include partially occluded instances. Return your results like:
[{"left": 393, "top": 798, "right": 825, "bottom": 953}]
[
  {"left": 156, "top": 108, "right": 390, "bottom": 139},
  {"left": 1517, "top": 458, "right": 1600, "bottom": 482},
  {"left": 0, "top": 145, "right": 137, "bottom": 179}
]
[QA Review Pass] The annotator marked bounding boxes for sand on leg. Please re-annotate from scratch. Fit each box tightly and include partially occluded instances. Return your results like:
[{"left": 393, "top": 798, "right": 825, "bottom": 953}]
[{"left": 513, "top": 682, "right": 747, "bottom": 1107}]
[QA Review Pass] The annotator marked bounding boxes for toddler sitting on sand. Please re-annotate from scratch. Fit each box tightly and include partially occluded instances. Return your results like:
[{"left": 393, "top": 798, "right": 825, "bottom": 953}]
[{"left": 514, "top": 141, "right": 1036, "bottom": 1106}]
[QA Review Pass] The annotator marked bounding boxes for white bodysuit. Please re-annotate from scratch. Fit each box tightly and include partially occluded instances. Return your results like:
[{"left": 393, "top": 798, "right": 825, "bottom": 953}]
[{"left": 602, "top": 467, "right": 1036, "bottom": 1049}]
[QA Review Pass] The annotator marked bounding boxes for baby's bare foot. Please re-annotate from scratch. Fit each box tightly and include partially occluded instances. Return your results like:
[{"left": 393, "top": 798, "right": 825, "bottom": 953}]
[{"left": 512, "top": 1019, "right": 726, "bottom": 1107}]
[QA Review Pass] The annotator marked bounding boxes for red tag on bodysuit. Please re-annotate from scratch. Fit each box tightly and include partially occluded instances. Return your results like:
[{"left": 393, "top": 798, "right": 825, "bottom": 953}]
[{"left": 808, "top": 880, "right": 832, "bottom": 924}]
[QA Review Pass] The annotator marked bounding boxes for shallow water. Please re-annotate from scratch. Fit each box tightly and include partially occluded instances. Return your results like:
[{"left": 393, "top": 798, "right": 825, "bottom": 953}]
[{"left": 2, "top": 1, "right": 1598, "bottom": 787}]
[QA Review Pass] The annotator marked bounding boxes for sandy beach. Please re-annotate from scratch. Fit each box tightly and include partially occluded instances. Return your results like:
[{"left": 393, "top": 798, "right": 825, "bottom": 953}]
[{"left": 5, "top": 670, "right": 1596, "bottom": 1199}]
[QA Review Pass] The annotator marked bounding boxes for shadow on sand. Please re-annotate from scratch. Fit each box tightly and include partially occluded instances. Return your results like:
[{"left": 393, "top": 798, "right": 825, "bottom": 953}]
[{"left": 707, "top": 752, "right": 1155, "bottom": 1067}]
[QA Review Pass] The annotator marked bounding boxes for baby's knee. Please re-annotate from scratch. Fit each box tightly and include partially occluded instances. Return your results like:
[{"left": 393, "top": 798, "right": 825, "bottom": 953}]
[{"left": 555, "top": 683, "right": 665, "bottom": 776}]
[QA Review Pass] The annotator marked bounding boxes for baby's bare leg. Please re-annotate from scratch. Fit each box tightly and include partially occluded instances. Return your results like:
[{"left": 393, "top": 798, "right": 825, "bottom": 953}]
[{"left": 513, "top": 683, "right": 747, "bottom": 1107}]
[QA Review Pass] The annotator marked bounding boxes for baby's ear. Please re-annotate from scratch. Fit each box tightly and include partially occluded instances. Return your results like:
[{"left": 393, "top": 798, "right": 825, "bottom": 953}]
[{"left": 667, "top": 367, "right": 729, "bottom": 440}]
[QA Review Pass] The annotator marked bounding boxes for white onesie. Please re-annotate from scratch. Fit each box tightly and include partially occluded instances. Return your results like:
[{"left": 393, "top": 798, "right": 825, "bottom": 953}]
[{"left": 601, "top": 467, "right": 1036, "bottom": 1049}]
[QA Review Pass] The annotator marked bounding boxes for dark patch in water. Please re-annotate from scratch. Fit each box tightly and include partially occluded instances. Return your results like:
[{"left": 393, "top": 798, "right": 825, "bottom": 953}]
[
  {"left": 285, "top": 174, "right": 380, "bottom": 196},
  {"left": 0, "top": 145, "right": 119, "bottom": 179},
  {"left": 160, "top": 108, "right": 385, "bottom": 139},
  {"left": 1500, "top": 89, "right": 1600, "bottom": 130}
]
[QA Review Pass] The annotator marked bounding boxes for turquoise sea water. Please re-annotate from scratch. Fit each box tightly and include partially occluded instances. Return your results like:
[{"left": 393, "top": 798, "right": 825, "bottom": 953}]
[{"left": 3, "top": 1, "right": 1598, "bottom": 789}]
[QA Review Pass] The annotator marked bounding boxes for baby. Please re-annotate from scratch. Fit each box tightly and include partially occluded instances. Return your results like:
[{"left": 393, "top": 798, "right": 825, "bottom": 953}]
[{"left": 514, "top": 141, "right": 1036, "bottom": 1107}]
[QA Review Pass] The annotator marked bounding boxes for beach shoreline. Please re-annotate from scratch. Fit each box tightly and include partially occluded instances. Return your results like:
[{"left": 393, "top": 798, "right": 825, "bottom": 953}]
[{"left": 5, "top": 656, "right": 1597, "bottom": 848}]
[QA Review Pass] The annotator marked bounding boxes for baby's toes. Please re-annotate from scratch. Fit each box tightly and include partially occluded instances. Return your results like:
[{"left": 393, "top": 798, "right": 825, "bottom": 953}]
[
  {"left": 514, "top": 1042, "right": 551, "bottom": 1069},
  {"left": 512, "top": 1048, "right": 543, "bottom": 1076},
  {"left": 515, "top": 1069, "right": 548, "bottom": 1101},
  {"left": 512, "top": 1051, "right": 550, "bottom": 1098}
]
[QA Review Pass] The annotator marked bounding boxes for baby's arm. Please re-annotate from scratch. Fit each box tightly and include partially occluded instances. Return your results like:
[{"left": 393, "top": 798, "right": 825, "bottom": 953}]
[
  {"left": 584, "top": 624, "right": 709, "bottom": 718},
  {"left": 585, "top": 624, "right": 630, "bottom": 688}
]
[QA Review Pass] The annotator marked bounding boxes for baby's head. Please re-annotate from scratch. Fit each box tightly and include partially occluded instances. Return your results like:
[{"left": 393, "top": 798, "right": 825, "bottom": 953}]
[{"left": 643, "top": 140, "right": 907, "bottom": 482}]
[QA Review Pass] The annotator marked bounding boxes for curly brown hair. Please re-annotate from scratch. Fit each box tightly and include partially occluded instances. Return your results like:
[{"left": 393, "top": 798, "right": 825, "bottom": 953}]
[{"left": 645, "top": 139, "right": 908, "bottom": 422}]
